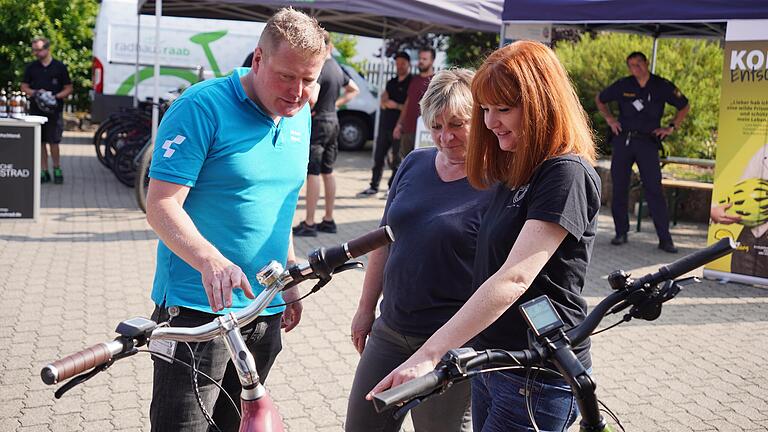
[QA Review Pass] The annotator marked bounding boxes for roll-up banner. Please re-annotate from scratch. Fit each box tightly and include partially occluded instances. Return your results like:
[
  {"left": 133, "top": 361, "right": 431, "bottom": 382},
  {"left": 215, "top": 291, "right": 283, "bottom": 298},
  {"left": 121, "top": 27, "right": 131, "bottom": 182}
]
[{"left": 705, "top": 20, "right": 768, "bottom": 284}]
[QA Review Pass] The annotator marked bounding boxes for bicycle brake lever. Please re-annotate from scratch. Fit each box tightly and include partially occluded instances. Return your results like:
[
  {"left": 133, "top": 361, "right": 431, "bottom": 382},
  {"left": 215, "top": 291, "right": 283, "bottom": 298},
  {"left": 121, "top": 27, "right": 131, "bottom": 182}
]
[
  {"left": 393, "top": 395, "right": 434, "bottom": 420},
  {"left": 54, "top": 360, "right": 114, "bottom": 399},
  {"left": 332, "top": 261, "right": 364, "bottom": 274}
]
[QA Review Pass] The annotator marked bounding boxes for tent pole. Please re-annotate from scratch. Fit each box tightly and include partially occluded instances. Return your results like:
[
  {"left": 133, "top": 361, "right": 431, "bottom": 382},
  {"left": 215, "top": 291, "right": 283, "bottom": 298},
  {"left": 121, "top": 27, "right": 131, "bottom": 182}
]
[
  {"left": 650, "top": 35, "right": 659, "bottom": 73},
  {"left": 151, "top": 0, "right": 161, "bottom": 147},
  {"left": 133, "top": 12, "right": 140, "bottom": 108},
  {"left": 371, "top": 19, "right": 387, "bottom": 170}
]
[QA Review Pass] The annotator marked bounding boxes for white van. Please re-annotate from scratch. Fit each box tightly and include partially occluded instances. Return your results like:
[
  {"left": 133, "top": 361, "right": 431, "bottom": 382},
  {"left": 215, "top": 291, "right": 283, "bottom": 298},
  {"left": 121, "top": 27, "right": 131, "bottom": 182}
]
[
  {"left": 92, "top": 0, "right": 377, "bottom": 150},
  {"left": 92, "top": 0, "right": 265, "bottom": 122}
]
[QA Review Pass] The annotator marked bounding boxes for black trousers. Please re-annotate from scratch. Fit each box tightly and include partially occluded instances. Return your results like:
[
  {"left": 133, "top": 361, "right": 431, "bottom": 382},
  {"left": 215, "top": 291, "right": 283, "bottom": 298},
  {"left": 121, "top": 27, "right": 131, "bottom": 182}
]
[
  {"left": 610, "top": 133, "right": 672, "bottom": 243},
  {"left": 149, "top": 305, "right": 283, "bottom": 432},
  {"left": 369, "top": 123, "right": 400, "bottom": 190}
]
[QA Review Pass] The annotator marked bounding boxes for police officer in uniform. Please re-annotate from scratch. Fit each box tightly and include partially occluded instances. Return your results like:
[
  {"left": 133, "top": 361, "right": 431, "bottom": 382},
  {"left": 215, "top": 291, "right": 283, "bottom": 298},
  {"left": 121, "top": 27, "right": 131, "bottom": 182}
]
[{"left": 596, "top": 51, "right": 690, "bottom": 253}]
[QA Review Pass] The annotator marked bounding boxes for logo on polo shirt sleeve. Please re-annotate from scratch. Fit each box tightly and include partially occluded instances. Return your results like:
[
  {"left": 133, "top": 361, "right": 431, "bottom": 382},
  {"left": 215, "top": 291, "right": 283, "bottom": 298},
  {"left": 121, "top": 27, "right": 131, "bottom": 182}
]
[{"left": 162, "top": 135, "right": 186, "bottom": 158}]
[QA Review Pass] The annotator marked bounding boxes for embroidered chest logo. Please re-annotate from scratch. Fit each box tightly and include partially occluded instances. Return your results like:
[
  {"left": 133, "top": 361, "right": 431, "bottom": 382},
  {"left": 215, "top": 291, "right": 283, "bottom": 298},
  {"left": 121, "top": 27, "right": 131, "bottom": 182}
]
[
  {"left": 162, "top": 135, "right": 186, "bottom": 158},
  {"left": 290, "top": 130, "right": 302, "bottom": 142},
  {"left": 506, "top": 184, "right": 530, "bottom": 209},
  {"left": 513, "top": 184, "right": 530, "bottom": 204}
]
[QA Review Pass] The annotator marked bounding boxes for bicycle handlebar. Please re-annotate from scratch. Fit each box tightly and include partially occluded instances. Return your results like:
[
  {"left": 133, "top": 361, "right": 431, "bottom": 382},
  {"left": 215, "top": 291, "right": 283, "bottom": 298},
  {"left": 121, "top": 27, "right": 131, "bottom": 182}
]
[
  {"left": 371, "top": 370, "right": 447, "bottom": 412},
  {"left": 634, "top": 237, "right": 736, "bottom": 289},
  {"left": 373, "top": 237, "right": 737, "bottom": 412},
  {"left": 41, "top": 227, "right": 395, "bottom": 387},
  {"left": 41, "top": 340, "right": 125, "bottom": 385}
]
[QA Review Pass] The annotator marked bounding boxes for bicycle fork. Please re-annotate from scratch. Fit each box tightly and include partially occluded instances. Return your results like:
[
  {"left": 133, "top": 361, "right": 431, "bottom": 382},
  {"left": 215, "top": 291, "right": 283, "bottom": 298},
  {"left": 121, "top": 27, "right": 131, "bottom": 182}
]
[{"left": 218, "top": 313, "right": 284, "bottom": 432}]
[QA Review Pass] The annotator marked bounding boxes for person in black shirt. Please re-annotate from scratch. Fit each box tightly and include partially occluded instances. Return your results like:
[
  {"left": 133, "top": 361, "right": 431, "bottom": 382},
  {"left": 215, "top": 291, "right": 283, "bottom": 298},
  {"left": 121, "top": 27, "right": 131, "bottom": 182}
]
[
  {"left": 357, "top": 52, "right": 412, "bottom": 197},
  {"left": 370, "top": 41, "right": 600, "bottom": 432},
  {"left": 21, "top": 37, "right": 72, "bottom": 184},
  {"left": 596, "top": 51, "right": 690, "bottom": 253},
  {"left": 293, "top": 32, "right": 359, "bottom": 237}
]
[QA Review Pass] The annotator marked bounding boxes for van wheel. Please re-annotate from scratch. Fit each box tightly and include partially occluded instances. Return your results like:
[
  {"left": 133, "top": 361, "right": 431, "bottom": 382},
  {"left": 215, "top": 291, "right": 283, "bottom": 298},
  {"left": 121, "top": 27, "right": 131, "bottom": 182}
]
[{"left": 338, "top": 115, "right": 368, "bottom": 151}]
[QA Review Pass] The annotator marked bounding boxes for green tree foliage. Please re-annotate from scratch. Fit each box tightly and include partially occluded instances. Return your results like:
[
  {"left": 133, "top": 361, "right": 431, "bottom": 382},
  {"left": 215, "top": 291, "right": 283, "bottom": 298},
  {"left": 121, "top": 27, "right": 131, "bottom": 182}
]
[
  {"left": 331, "top": 32, "right": 366, "bottom": 73},
  {"left": 0, "top": 0, "right": 98, "bottom": 110},
  {"left": 445, "top": 32, "right": 500, "bottom": 68},
  {"left": 555, "top": 33, "right": 722, "bottom": 159}
]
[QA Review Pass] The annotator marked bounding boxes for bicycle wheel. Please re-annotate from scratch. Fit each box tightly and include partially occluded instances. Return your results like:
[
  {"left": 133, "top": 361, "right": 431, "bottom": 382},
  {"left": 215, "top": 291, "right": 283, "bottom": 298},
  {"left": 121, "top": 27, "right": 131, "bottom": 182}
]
[
  {"left": 112, "top": 141, "right": 143, "bottom": 187},
  {"left": 135, "top": 141, "right": 153, "bottom": 213}
]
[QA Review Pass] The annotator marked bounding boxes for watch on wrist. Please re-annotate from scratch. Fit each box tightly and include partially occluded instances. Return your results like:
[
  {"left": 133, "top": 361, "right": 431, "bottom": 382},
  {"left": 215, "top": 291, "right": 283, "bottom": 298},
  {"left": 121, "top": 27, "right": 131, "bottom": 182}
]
[{"left": 668, "top": 122, "right": 676, "bottom": 130}]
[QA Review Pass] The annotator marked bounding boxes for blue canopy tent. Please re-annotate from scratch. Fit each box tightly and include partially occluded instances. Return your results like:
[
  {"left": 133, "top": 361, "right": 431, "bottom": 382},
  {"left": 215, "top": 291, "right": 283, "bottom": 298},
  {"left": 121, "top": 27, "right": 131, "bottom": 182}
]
[
  {"left": 501, "top": 0, "right": 768, "bottom": 70},
  {"left": 501, "top": 0, "right": 768, "bottom": 37}
]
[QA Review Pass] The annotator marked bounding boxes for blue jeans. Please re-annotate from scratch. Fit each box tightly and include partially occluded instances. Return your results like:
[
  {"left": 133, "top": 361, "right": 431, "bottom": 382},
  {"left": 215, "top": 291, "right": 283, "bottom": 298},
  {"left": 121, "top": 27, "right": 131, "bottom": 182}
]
[{"left": 472, "top": 369, "right": 581, "bottom": 432}]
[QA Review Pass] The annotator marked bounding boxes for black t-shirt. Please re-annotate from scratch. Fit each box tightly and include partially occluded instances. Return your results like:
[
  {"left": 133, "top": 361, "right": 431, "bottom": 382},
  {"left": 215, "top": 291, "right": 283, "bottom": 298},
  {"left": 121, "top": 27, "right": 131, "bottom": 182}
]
[
  {"left": 313, "top": 58, "right": 350, "bottom": 120},
  {"left": 22, "top": 58, "right": 71, "bottom": 113},
  {"left": 379, "top": 74, "right": 412, "bottom": 129},
  {"left": 599, "top": 74, "right": 688, "bottom": 134},
  {"left": 472, "top": 155, "right": 601, "bottom": 369},
  {"left": 379, "top": 148, "right": 493, "bottom": 337}
]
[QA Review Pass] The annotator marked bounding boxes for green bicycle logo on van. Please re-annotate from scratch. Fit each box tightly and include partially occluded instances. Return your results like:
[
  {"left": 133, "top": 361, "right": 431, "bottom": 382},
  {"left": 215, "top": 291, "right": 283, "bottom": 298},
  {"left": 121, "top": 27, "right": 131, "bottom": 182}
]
[{"left": 116, "top": 30, "right": 229, "bottom": 95}]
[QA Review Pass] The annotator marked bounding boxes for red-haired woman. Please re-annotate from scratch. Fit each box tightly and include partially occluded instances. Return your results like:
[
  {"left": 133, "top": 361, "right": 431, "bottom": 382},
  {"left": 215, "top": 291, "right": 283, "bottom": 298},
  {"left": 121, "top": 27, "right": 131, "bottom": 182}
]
[{"left": 370, "top": 40, "right": 601, "bottom": 431}]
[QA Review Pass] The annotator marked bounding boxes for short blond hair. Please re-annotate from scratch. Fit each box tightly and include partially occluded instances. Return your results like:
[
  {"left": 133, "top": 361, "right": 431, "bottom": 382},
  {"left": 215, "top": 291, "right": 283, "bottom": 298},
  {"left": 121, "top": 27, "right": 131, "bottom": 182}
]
[
  {"left": 259, "top": 8, "right": 326, "bottom": 58},
  {"left": 420, "top": 69, "right": 475, "bottom": 130}
]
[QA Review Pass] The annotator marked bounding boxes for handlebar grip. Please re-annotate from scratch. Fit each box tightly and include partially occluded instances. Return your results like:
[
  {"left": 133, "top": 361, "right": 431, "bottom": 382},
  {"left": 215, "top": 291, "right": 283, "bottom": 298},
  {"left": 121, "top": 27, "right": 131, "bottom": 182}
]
[
  {"left": 346, "top": 226, "right": 395, "bottom": 259},
  {"left": 636, "top": 237, "right": 737, "bottom": 287},
  {"left": 41, "top": 342, "right": 117, "bottom": 385},
  {"left": 371, "top": 369, "right": 445, "bottom": 413}
]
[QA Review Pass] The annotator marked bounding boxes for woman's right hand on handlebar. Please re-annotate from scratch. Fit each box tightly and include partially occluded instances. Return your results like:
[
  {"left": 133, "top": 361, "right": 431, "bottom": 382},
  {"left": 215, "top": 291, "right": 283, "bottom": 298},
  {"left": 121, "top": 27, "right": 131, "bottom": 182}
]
[
  {"left": 350, "top": 307, "right": 375, "bottom": 354},
  {"left": 201, "top": 255, "right": 255, "bottom": 312}
]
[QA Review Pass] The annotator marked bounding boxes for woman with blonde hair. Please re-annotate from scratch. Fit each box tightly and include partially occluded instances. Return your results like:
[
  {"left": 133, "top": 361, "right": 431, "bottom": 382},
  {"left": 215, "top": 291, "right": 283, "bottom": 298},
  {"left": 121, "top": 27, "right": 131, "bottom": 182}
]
[
  {"left": 346, "top": 68, "right": 492, "bottom": 431},
  {"left": 370, "top": 41, "right": 601, "bottom": 432}
]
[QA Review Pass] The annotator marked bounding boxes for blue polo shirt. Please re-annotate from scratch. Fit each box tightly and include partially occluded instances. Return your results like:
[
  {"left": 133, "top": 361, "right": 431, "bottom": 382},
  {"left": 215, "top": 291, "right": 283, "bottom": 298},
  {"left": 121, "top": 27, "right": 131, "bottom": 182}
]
[{"left": 149, "top": 67, "right": 310, "bottom": 315}]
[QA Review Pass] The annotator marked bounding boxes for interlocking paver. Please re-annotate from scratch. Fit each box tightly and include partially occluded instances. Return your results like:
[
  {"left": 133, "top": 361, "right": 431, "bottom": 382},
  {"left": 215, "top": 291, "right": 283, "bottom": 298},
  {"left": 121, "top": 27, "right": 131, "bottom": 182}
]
[{"left": 1, "top": 136, "right": 767, "bottom": 431}]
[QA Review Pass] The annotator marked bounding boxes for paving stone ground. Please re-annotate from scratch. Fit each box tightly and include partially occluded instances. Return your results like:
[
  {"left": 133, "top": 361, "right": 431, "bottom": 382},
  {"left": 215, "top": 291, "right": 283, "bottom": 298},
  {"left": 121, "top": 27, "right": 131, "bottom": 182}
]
[{"left": 1, "top": 137, "right": 766, "bottom": 431}]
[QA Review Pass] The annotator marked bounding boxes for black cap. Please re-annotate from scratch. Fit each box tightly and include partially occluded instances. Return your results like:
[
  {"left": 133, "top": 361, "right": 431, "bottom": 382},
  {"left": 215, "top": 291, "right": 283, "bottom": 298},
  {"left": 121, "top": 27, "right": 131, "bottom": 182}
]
[{"left": 394, "top": 51, "right": 411, "bottom": 62}]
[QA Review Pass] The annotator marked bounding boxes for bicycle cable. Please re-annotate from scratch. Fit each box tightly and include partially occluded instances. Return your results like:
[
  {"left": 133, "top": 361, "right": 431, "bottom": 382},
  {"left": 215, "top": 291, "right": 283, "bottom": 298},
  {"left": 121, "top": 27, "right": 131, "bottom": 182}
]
[
  {"left": 598, "top": 399, "right": 626, "bottom": 432},
  {"left": 525, "top": 366, "right": 542, "bottom": 432},
  {"left": 590, "top": 317, "right": 628, "bottom": 336},
  {"left": 134, "top": 347, "right": 241, "bottom": 426},
  {"left": 185, "top": 341, "right": 223, "bottom": 432}
]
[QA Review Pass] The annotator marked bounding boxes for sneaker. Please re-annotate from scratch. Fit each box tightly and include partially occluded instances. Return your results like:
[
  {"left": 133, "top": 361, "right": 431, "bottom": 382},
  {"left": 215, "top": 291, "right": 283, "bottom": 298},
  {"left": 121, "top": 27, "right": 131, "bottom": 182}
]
[
  {"left": 658, "top": 240, "right": 678, "bottom": 254},
  {"left": 292, "top": 221, "right": 317, "bottom": 237},
  {"left": 356, "top": 187, "right": 379, "bottom": 198},
  {"left": 610, "top": 234, "right": 627, "bottom": 245},
  {"left": 53, "top": 167, "right": 63, "bottom": 184},
  {"left": 41, "top": 170, "right": 51, "bottom": 183},
  {"left": 317, "top": 219, "right": 337, "bottom": 233}
]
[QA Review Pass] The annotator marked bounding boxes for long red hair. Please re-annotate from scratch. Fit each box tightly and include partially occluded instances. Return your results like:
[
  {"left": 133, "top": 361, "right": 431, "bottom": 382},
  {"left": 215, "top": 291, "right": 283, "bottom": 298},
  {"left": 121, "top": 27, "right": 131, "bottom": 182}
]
[{"left": 466, "top": 41, "right": 596, "bottom": 189}]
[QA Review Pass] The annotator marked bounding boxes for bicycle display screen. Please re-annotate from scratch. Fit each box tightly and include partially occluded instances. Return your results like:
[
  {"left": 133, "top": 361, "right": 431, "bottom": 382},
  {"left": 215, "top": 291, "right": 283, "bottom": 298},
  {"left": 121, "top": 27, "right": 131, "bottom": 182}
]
[{"left": 519, "top": 295, "right": 565, "bottom": 337}]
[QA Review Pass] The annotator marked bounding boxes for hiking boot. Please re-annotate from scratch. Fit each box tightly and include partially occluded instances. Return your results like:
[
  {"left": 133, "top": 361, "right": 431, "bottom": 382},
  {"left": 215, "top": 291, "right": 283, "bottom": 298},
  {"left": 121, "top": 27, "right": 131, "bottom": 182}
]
[
  {"left": 53, "top": 167, "right": 64, "bottom": 184},
  {"left": 317, "top": 219, "right": 337, "bottom": 233},
  {"left": 610, "top": 234, "right": 627, "bottom": 245},
  {"left": 292, "top": 221, "right": 317, "bottom": 237},
  {"left": 41, "top": 170, "right": 51, "bottom": 183},
  {"left": 356, "top": 187, "right": 379, "bottom": 198},
  {"left": 658, "top": 240, "right": 678, "bottom": 254}
]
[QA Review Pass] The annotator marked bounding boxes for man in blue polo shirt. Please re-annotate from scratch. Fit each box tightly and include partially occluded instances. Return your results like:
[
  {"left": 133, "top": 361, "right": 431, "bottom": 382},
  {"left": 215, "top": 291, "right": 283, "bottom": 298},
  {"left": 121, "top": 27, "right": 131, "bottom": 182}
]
[
  {"left": 144, "top": 9, "right": 327, "bottom": 431},
  {"left": 596, "top": 51, "right": 690, "bottom": 254}
]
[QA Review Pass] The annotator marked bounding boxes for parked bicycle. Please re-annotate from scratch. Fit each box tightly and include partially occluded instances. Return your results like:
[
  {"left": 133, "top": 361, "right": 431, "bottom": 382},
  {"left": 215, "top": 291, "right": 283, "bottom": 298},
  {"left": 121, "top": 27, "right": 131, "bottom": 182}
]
[
  {"left": 41, "top": 226, "right": 395, "bottom": 432},
  {"left": 372, "top": 238, "right": 736, "bottom": 432},
  {"left": 93, "top": 94, "right": 177, "bottom": 188}
]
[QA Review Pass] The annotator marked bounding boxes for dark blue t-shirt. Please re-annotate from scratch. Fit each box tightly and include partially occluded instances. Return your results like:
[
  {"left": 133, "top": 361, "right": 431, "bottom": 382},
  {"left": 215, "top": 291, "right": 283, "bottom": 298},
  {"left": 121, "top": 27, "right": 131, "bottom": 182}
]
[
  {"left": 599, "top": 74, "right": 688, "bottom": 134},
  {"left": 379, "top": 148, "right": 493, "bottom": 337},
  {"left": 472, "top": 155, "right": 601, "bottom": 369}
]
